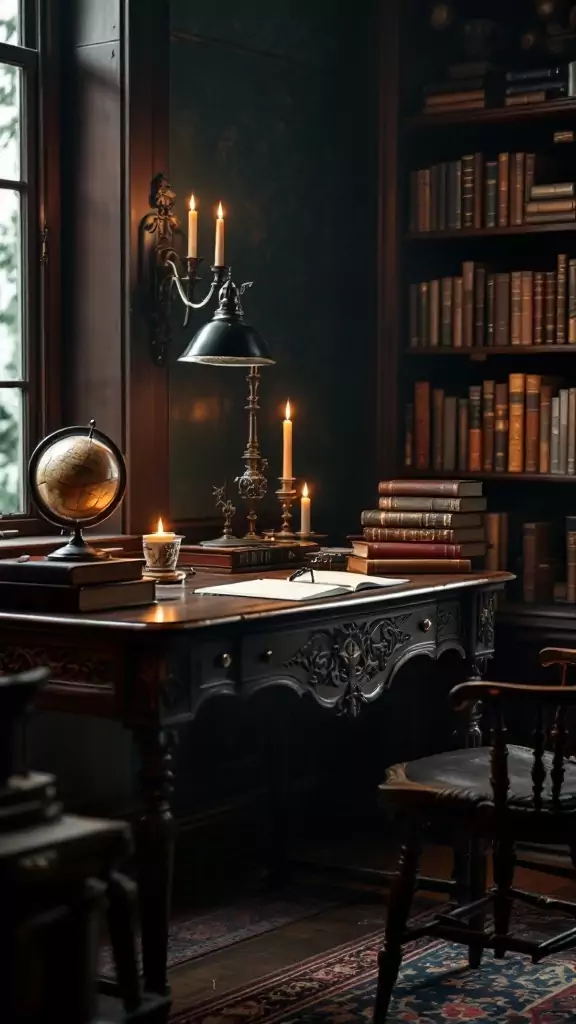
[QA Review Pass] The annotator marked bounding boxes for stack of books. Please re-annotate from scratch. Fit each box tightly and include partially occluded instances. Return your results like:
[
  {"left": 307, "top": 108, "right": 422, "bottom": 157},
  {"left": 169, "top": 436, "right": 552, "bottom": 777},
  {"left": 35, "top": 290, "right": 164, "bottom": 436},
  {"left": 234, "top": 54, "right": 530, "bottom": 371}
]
[
  {"left": 351, "top": 480, "right": 487, "bottom": 575},
  {"left": 525, "top": 182, "right": 576, "bottom": 225},
  {"left": 422, "top": 61, "right": 494, "bottom": 115},
  {"left": 0, "top": 556, "right": 155, "bottom": 612},
  {"left": 504, "top": 62, "right": 576, "bottom": 108}
]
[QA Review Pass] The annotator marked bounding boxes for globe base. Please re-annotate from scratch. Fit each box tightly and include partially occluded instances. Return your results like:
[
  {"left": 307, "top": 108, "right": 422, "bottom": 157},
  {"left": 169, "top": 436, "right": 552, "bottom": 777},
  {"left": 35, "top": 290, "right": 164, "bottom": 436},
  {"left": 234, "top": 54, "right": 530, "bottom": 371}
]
[{"left": 47, "top": 526, "right": 112, "bottom": 562}]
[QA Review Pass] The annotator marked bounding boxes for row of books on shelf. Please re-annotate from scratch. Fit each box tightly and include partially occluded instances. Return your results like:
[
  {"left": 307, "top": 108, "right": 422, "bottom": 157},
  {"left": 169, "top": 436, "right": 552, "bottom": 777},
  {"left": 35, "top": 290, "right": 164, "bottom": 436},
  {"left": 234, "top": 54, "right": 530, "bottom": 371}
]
[
  {"left": 410, "top": 256, "right": 576, "bottom": 349},
  {"left": 406, "top": 376, "right": 576, "bottom": 476},
  {"left": 410, "top": 151, "right": 576, "bottom": 233},
  {"left": 422, "top": 61, "right": 576, "bottom": 115},
  {"left": 520, "top": 517, "right": 576, "bottom": 605}
]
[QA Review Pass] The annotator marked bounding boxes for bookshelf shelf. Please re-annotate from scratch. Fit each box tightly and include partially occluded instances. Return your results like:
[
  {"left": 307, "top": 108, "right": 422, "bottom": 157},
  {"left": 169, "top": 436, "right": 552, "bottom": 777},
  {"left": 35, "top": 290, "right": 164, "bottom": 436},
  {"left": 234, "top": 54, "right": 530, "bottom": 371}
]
[
  {"left": 406, "top": 223, "right": 576, "bottom": 242},
  {"left": 406, "top": 98, "right": 576, "bottom": 131},
  {"left": 400, "top": 469, "right": 575, "bottom": 483},
  {"left": 406, "top": 346, "right": 576, "bottom": 357}
]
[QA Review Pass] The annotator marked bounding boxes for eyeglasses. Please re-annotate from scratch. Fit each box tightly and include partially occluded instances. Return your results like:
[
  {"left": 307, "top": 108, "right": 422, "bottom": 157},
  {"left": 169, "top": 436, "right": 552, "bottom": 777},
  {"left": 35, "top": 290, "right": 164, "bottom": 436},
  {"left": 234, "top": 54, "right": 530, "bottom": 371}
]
[{"left": 288, "top": 566, "right": 315, "bottom": 584}]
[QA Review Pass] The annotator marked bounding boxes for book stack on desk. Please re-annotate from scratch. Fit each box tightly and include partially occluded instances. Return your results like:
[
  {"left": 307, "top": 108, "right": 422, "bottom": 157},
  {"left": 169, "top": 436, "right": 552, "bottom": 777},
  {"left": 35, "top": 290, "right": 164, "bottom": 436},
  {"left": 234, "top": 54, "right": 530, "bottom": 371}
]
[
  {"left": 351, "top": 479, "right": 488, "bottom": 575},
  {"left": 0, "top": 557, "right": 155, "bottom": 612}
]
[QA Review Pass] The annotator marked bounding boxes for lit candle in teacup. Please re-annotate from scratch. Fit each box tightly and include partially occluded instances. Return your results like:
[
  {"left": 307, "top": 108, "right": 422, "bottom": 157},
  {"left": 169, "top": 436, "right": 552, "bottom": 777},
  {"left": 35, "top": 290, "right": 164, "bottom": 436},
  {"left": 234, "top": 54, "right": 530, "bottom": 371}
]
[{"left": 142, "top": 517, "right": 184, "bottom": 579}]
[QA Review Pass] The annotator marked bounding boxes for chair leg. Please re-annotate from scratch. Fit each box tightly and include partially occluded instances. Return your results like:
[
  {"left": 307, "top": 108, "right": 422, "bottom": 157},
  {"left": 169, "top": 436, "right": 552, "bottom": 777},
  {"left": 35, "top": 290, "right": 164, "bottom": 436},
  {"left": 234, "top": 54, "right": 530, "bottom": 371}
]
[
  {"left": 468, "top": 839, "right": 487, "bottom": 969},
  {"left": 374, "top": 829, "right": 421, "bottom": 1024},
  {"left": 492, "top": 837, "right": 515, "bottom": 959}
]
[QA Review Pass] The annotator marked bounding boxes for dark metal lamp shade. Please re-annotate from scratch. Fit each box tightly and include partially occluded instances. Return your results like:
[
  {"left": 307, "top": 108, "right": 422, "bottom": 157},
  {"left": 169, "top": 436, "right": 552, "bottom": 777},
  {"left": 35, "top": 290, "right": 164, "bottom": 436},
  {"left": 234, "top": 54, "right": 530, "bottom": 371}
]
[{"left": 178, "top": 277, "right": 275, "bottom": 366}]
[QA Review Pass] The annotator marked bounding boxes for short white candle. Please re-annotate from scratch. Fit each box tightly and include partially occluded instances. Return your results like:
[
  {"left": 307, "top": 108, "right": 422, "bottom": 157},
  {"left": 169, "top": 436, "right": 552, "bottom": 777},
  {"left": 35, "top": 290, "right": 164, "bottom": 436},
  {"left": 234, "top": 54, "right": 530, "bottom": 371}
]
[
  {"left": 187, "top": 195, "right": 198, "bottom": 258},
  {"left": 143, "top": 516, "right": 176, "bottom": 542},
  {"left": 214, "top": 201, "right": 225, "bottom": 266},
  {"left": 282, "top": 400, "right": 293, "bottom": 479},
  {"left": 300, "top": 483, "right": 311, "bottom": 535}
]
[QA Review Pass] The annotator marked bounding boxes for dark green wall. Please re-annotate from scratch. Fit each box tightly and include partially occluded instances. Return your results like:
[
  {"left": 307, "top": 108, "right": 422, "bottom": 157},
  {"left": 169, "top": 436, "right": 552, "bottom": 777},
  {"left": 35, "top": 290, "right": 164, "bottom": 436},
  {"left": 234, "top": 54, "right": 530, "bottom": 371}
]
[{"left": 168, "top": 1, "right": 378, "bottom": 541}]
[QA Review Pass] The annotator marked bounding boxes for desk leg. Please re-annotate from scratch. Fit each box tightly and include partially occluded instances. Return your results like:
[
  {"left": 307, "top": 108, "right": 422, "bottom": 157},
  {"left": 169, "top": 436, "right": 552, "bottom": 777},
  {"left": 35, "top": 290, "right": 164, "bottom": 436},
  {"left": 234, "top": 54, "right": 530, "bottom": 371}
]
[{"left": 133, "top": 726, "right": 176, "bottom": 999}]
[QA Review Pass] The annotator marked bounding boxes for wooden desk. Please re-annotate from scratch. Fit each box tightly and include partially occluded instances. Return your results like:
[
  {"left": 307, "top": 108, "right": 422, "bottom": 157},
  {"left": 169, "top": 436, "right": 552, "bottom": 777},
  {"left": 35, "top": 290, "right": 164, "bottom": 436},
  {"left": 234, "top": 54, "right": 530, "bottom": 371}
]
[{"left": 0, "top": 569, "right": 511, "bottom": 1001}]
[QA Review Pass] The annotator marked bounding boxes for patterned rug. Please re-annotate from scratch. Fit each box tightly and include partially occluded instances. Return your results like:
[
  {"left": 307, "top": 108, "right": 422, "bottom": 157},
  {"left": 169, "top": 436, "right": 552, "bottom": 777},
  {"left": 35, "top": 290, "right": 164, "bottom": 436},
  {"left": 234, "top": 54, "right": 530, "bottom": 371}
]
[{"left": 170, "top": 911, "right": 576, "bottom": 1022}]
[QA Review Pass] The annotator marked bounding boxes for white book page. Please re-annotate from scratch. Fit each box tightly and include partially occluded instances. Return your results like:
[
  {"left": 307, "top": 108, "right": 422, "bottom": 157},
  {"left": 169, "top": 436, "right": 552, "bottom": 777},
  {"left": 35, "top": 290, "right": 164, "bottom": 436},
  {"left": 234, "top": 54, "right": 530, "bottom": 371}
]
[
  {"left": 308, "top": 570, "right": 408, "bottom": 591},
  {"left": 194, "top": 578, "right": 347, "bottom": 601}
]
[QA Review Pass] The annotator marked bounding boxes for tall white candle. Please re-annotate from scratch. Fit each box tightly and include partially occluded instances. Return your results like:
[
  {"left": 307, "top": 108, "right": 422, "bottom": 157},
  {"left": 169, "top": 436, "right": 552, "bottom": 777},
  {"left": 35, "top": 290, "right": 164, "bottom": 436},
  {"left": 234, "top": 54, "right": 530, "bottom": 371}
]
[
  {"left": 282, "top": 400, "right": 293, "bottom": 479},
  {"left": 300, "top": 483, "right": 311, "bottom": 535},
  {"left": 187, "top": 195, "right": 198, "bottom": 258},
  {"left": 214, "top": 201, "right": 225, "bottom": 265}
]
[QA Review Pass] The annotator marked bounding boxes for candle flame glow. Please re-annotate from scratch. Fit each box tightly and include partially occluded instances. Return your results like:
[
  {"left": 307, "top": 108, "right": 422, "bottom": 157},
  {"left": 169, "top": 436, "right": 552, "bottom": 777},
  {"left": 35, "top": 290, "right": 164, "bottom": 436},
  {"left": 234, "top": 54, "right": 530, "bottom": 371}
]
[
  {"left": 302, "top": 482, "right": 309, "bottom": 498},
  {"left": 217, "top": 201, "right": 224, "bottom": 219},
  {"left": 189, "top": 194, "right": 196, "bottom": 211},
  {"left": 285, "top": 400, "right": 291, "bottom": 421},
  {"left": 156, "top": 517, "right": 164, "bottom": 533}
]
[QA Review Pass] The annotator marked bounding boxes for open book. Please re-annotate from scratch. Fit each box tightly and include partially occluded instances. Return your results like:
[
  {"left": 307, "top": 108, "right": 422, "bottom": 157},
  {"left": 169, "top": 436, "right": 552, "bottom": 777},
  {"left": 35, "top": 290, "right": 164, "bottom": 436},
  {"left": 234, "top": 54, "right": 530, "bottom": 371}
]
[{"left": 194, "top": 570, "right": 408, "bottom": 602}]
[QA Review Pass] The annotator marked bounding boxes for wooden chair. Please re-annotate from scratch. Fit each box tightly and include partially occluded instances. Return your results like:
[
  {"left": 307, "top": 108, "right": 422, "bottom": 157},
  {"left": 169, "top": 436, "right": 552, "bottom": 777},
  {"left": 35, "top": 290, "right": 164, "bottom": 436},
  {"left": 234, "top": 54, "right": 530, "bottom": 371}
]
[{"left": 373, "top": 646, "right": 576, "bottom": 1023}]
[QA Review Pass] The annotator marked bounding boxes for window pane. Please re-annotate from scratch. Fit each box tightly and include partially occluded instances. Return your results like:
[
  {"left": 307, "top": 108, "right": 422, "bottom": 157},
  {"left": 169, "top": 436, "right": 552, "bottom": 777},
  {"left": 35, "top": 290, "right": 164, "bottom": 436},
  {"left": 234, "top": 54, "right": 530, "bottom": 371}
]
[
  {"left": 0, "top": 3, "right": 19, "bottom": 46},
  {"left": 0, "top": 189, "right": 20, "bottom": 379},
  {"left": 0, "top": 387, "right": 23, "bottom": 512},
  {"left": 0, "top": 62, "right": 20, "bottom": 181}
]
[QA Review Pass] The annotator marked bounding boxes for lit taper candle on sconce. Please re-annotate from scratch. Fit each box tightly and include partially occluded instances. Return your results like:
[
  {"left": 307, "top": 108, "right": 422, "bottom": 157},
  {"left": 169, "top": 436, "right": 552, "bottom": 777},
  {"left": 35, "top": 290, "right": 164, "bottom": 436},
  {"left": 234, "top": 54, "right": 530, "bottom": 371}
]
[
  {"left": 187, "top": 195, "right": 198, "bottom": 258},
  {"left": 214, "top": 202, "right": 225, "bottom": 266}
]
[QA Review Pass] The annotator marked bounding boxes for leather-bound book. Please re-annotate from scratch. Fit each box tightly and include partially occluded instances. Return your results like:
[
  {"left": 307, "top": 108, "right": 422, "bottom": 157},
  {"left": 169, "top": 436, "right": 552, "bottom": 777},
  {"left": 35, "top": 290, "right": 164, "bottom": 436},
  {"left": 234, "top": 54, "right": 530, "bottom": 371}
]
[
  {"left": 418, "top": 168, "right": 431, "bottom": 231},
  {"left": 525, "top": 211, "right": 576, "bottom": 224},
  {"left": 523, "top": 522, "right": 552, "bottom": 603},
  {"left": 510, "top": 271, "right": 522, "bottom": 345},
  {"left": 376, "top": 495, "right": 487, "bottom": 512},
  {"left": 462, "top": 261, "right": 474, "bottom": 347},
  {"left": 404, "top": 402, "right": 414, "bottom": 467},
  {"left": 539, "top": 383, "right": 553, "bottom": 473},
  {"left": 362, "top": 510, "right": 484, "bottom": 529},
  {"left": 432, "top": 388, "right": 444, "bottom": 471},
  {"left": 468, "top": 384, "right": 482, "bottom": 472},
  {"left": 494, "top": 382, "right": 509, "bottom": 472},
  {"left": 485, "top": 512, "right": 500, "bottom": 570},
  {"left": 361, "top": 526, "right": 485, "bottom": 543},
  {"left": 409, "top": 283, "right": 419, "bottom": 348},
  {"left": 377, "top": 479, "right": 483, "bottom": 497},
  {"left": 484, "top": 161, "right": 497, "bottom": 228},
  {"left": 569, "top": 258, "right": 576, "bottom": 343},
  {"left": 560, "top": 388, "right": 569, "bottom": 474},
  {"left": 443, "top": 396, "right": 457, "bottom": 471},
  {"left": 486, "top": 273, "right": 495, "bottom": 346},
  {"left": 569, "top": 388, "right": 576, "bottom": 475},
  {"left": 495, "top": 273, "right": 510, "bottom": 346},
  {"left": 415, "top": 381, "right": 430, "bottom": 469},
  {"left": 430, "top": 164, "right": 439, "bottom": 231},
  {"left": 458, "top": 397, "right": 469, "bottom": 472},
  {"left": 497, "top": 152, "right": 509, "bottom": 226},
  {"left": 525, "top": 199, "right": 576, "bottom": 215},
  {"left": 567, "top": 516, "right": 576, "bottom": 602},
  {"left": 557, "top": 253, "right": 567, "bottom": 344},
  {"left": 453, "top": 276, "right": 463, "bottom": 348},
  {"left": 474, "top": 265, "right": 486, "bottom": 347},
  {"left": 533, "top": 271, "right": 544, "bottom": 345},
  {"left": 511, "top": 151, "right": 525, "bottom": 225},
  {"left": 551, "top": 395, "right": 560, "bottom": 473},
  {"left": 419, "top": 281, "right": 429, "bottom": 347},
  {"left": 447, "top": 160, "right": 462, "bottom": 230},
  {"left": 438, "top": 161, "right": 448, "bottom": 230},
  {"left": 347, "top": 555, "right": 472, "bottom": 575},
  {"left": 525, "top": 374, "right": 541, "bottom": 472},
  {"left": 521, "top": 271, "right": 533, "bottom": 345},
  {"left": 508, "top": 373, "right": 525, "bottom": 472},
  {"left": 482, "top": 380, "right": 495, "bottom": 471},
  {"left": 462, "top": 154, "right": 474, "bottom": 227},
  {"left": 351, "top": 540, "right": 486, "bottom": 559},
  {"left": 545, "top": 272, "right": 556, "bottom": 344},
  {"left": 524, "top": 152, "right": 535, "bottom": 204},
  {"left": 473, "top": 152, "right": 483, "bottom": 228},
  {"left": 409, "top": 171, "right": 417, "bottom": 232},
  {"left": 440, "top": 277, "right": 452, "bottom": 347},
  {"left": 429, "top": 278, "right": 440, "bottom": 348}
]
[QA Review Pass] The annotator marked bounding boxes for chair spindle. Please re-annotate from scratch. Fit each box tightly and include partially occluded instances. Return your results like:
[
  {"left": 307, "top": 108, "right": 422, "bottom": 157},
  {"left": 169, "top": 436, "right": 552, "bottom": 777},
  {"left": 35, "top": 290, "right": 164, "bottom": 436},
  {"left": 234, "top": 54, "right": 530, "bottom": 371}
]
[{"left": 531, "top": 704, "right": 546, "bottom": 811}]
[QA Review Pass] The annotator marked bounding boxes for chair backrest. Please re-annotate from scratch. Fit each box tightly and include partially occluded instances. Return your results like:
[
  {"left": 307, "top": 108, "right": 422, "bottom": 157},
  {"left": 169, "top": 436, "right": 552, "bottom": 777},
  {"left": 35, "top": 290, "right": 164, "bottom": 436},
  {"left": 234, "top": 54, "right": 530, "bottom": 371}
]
[{"left": 450, "top": 647, "right": 576, "bottom": 813}]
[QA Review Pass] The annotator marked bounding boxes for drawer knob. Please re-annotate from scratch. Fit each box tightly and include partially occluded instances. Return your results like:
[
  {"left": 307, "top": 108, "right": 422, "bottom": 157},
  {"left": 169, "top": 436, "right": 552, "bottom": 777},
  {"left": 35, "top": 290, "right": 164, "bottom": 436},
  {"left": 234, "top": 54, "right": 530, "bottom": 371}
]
[
  {"left": 217, "top": 652, "right": 233, "bottom": 669},
  {"left": 260, "top": 649, "right": 273, "bottom": 663},
  {"left": 420, "top": 618, "right": 432, "bottom": 633}
]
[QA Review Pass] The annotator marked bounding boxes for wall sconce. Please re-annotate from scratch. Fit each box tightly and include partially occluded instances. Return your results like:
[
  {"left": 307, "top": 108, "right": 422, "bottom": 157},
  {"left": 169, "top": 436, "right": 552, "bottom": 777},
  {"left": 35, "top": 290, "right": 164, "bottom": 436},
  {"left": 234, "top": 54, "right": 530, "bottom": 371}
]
[{"left": 140, "top": 174, "right": 276, "bottom": 543}]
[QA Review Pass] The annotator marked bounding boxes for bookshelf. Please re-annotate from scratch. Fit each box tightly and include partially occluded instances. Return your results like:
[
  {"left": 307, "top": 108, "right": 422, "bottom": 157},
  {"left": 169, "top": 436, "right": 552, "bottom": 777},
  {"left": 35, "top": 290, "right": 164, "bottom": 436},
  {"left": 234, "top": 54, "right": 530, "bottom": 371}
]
[{"left": 377, "top": 0, "right": 576, "bottom": 630}]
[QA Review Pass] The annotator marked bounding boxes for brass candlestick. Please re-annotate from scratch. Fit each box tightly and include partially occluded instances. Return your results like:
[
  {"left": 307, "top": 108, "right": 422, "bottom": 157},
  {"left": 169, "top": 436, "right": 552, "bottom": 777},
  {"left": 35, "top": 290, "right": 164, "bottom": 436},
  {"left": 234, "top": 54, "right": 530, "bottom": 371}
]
[
  {"left": 274, "top": 477, "right": 297, "bottom": 539},
  {"left": 234, "top": 365, "right": 268, "bottom": 543}
]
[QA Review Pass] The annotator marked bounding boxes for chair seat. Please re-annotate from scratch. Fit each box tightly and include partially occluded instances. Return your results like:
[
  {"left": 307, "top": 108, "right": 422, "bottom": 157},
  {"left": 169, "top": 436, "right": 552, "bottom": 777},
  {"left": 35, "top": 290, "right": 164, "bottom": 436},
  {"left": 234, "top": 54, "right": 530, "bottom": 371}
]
[{"left": 379, "top": 745, "right": 576, "bottom": 812}]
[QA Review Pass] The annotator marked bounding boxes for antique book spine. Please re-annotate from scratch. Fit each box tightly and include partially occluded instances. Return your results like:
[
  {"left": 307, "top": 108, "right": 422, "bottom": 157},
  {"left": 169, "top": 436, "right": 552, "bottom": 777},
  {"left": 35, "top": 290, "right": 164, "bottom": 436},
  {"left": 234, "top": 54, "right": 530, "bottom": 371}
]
[
  {"left": 557, "top": 253, "right": 567, "bottom": 344},
  {"left": 468, "top": 384, "right": 482, "bottom": 472},
  {"left": 474, "top": 265, "right": 486, "bottom": 347},
  {"left": 377, "top": 480, "right": 483, "bottom": 497},
  {"left": 440, "top": 277, "right": 452, "bottom": 347},
  {"left": 484, "top": 160, "right": 497, "bottom": 228},
  {"left": 510, "top": 271, "right": 522, "bottom": 346},
  {"left": 567, "top": 516, "right": 576, "bottom": 602},
  {"left": 432, "top": 388, "right": 444, "bottom": 471},
  {"left": 473, "top": 152, "right": 483, "bottom": 228},
  {"left": 429, "top": 164, "right": 439, "bottom": 231},
  {"left": 353, "top": 542, "right": 483, "bottom": 558},
  {"left": 560, "top": 388, "right": 569, "bottom": 474},
  {"left": 539, "top": 384, "right": 553, "bottom": 473},
  {"left": 409, "top": 283, "right": 419, "bottom": 348},
  {"left": 482, "top": 379, "right": 495, "bottom": 471},
  {"left": 362, "top": 528, "right": 472, "bottom": 543},
  {"left": 495, "top": 273, "right": 510, "bottom": 346},
  {"left": 569, "top": 258, "right": 576, "bottom": 343},
  {"left": 505, "top": 90, "right": 547, "bottom": 106},
  {"left": 554, "top": 130, "right": 575, "bottom": 143},
  {"left": 508, "top": 372, "right": 525, "bottom": 472},
  {"left": 486, "top": 273, "right": 495, "bottom": 346},
  {"left": 569, "top": 387, "right": 576, "bottom": 475},
  {"left": 447, "top": 160, "right": 462, "bottom": 230},
  {"left": 418, "top": 281, "right": 429, "bottom": 347},
  {"left": 458, "top": 397, "right": 468, "bottom": 473},
  {"left": 452, "top": 276, "right": 463, "bottom": 348},
  {"left": 524, "top": 152, "right": 535, "bottom": 203},
  {"left": 525, "top": 374, "right": 541, "bottom": 472},
  {"left": 512, "top": 151, "right": 525, "bottom": 225},
  {"left": 376, "top": 496, "right": 486, "bottom": 512},
  {"left": 497, "top": 151, "right": 509, "bottom": 227},
  {"left": 347, "top": 556, "right": 472, "bottom": 574},
  {"left": 362, "top": 512, "right": 480, "bottom": 529},
  {"left": 545, "top": 272, "right": 556, "bottom": 344},
  {"left": 494, "top": 382, "right": 509, "bottom": 472},
  {"left": 415, "top": 381, "right": 430, "bottom": 470},
  {"left": 485, "top": 512, "right": 500, "bottom": 570},
  {"left": 409, "top": 170, "right": 418, "bottom": 232},
  {"left": 551, "top": 396, "right": 560, "bottom": 473},
  {"left": 429, "top": 278, "right": 440, "bottom": 348},
  {"left": 525, "top": 199, "right": 576, "bottom": 214},
  {"left": 425, "top": 89, "right": 485, "bottom": 106},
  {"left": 438, "top": 161, "right": 448, "bottom": 230},
  {"left": 418, "top": 168, "right": 431, "bottom": 231},
  {"left": 404, "top": 402, "right": 413, "bottom": 467},
  {"left": 531, "top": 182, "right": 576, "bottom": 198},
  {"left": 443, "top": 396, "right": 457, "bottom": 472},
  {"left": 461, "top": 154, "right": 474, "bottom": 228},
  {"left": 523, "top": 523, "right": 537, "bottom": 603},
  {"left": 524, "top": 211, "right": 576, "bottom": 223},
  {"left": 462, "top": 261, "right": 474, "bottom": 347},
  {"left": 533, "top": 271, "right": 544, "bottom": 345},
  {"left": 521, "top": 270, "right": 533, "bottom": 345}
]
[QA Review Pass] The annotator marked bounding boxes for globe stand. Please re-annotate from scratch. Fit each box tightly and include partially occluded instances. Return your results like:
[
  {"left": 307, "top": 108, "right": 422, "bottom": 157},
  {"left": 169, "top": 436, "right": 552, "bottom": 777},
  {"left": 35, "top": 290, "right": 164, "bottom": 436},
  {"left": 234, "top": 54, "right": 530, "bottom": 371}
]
[{"left": 47, "top": 525, "right": 112, "bottom": 562}]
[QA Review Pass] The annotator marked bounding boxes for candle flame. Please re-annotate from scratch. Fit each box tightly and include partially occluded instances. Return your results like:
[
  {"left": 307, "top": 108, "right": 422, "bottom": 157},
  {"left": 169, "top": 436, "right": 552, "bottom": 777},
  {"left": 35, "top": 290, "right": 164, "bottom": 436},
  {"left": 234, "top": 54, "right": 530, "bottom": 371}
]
[
  {"left": 285, "top": 399, "right": 291, "bottom": 421},
  {"left": 217, "top": 201, "right": 224, "bottom": 219},
  {"left": 156, "top": 517, "right": 164, "bottom": 533},
  {"left": 189, "top": 194, "right": 196, "bottom": 211},
  {"left": 302, "top": 482, "right": 309, "bottom": 498}
]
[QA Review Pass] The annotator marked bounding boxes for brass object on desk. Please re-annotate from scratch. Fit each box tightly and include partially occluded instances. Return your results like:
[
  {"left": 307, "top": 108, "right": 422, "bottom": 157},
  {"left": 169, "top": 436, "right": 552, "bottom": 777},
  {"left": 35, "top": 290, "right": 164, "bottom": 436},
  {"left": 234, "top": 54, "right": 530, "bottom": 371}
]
[{"left": 272, "top": 476, "right": 298, "bottom": 539}]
